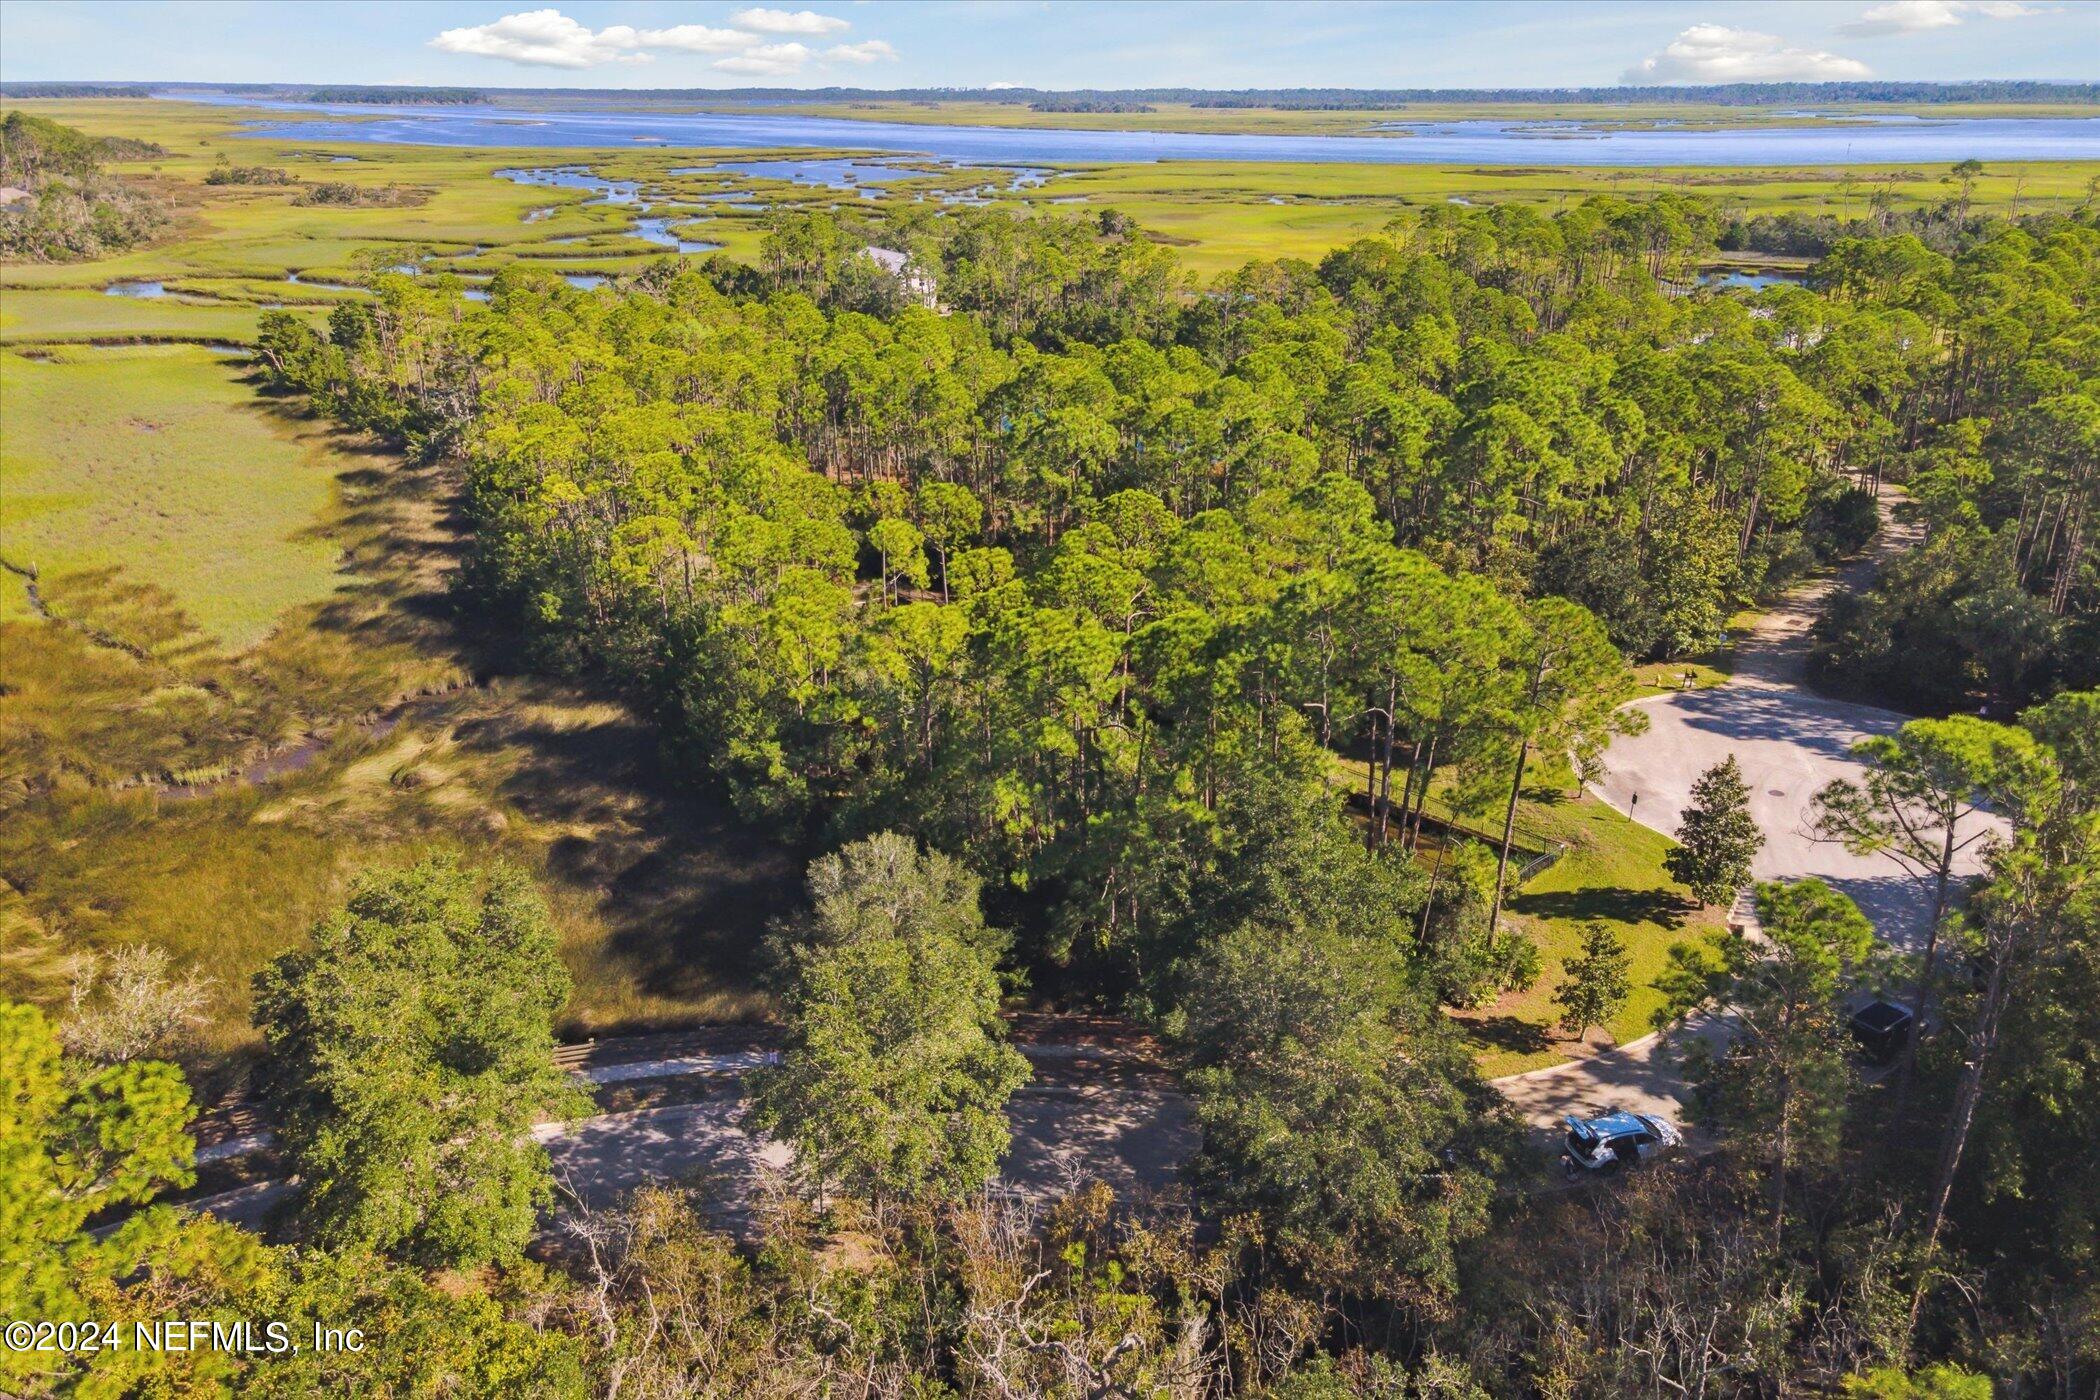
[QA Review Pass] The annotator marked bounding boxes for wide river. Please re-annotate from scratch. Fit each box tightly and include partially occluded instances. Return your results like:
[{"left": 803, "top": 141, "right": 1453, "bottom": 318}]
[{"left": 181, "top": 95, "right": 2100, "bottom": 168}]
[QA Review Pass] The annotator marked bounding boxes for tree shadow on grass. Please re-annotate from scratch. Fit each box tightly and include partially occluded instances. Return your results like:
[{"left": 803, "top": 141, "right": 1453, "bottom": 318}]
[
  {"left": 449, "top": 695, "right": 803, "bottom": 1021},
  {"left": 238, "top": 391, "right": 806, "bottom": 1021},
  {"left": 243, "top": 391, "right": 806, "bottom": 1023},
  {"left": 1510, "top": 885, "right": 1694, "bottom": 931},
  {"left": 1457, "top": 1014, "right": 1554, "bottom": 1057}
]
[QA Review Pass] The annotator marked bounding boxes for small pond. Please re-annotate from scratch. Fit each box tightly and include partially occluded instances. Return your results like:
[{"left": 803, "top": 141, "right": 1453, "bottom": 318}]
[
  {"left": 1702, "top": 267, "right": 1809, "bottom": 291},
  {"left": 496, "top": 167, "right": 643, "bottom": 205}
]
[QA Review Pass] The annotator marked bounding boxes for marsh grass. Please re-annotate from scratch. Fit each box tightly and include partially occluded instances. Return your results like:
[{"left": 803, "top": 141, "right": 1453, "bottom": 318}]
[
  {"left": 0, "top": 288, "right": 303, "bottom": 344},
  {"left": 0, "top": 303, "right": 793, "bottom": 1072},
  {"left": 4, "top": 563, "right": 792, "bottom": 1077},
  {"left": 0, "top": 675, "right": 795, "bottom": 1071},
  {"left": 1, "top": 344, "right": 355, "bottom": 647}
]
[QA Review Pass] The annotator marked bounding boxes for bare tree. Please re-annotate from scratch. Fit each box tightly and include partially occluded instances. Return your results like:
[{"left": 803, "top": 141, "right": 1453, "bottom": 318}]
[{"left": 61, "top": 943, "right": 214, "bottom": 1063}]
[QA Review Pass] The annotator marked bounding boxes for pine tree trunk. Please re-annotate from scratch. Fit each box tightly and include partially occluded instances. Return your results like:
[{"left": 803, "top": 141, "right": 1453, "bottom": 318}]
[
  {"left": 1891, "top": 827, "right": 1961, "bottom": 1118},
  {"left": 1908, "top": 940, "right": 2011, "bottom": 1341},
  {"left": 1488, "top": 737, "right": 1530, "bottom": 938}
]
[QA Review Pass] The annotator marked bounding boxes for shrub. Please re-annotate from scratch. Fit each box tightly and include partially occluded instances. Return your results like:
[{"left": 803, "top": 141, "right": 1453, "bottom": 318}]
[
  {"left": 291, "top": 181, "right": 424, "bottom": 208},
  {"left": 204, "top": 164, "right": 298, "bottom": 186}
]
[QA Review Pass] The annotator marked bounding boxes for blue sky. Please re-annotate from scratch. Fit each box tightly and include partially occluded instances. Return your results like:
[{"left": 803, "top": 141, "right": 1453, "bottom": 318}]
[{"left": 2, "top": 1, "right": 2093, "bottom": 90}]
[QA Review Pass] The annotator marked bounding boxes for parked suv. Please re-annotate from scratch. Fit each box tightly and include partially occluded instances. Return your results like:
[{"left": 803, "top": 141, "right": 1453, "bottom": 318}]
[{"left": 1561, "top": 1110, "right": 1682, "bottom": 1177}]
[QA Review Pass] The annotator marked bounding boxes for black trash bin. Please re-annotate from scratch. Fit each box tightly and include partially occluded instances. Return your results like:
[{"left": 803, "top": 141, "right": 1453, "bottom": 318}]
[{"left": 1848, "top": 1000, "right": 1913, "bottom": 1064}]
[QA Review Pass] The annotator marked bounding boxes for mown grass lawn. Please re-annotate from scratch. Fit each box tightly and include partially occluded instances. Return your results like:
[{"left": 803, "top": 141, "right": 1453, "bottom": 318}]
[
  {"left": 1337, "top": 751, "right": 1723, "bottom": 1078},
  {"left": 1472, "top": 788, "right": 1721, "bottom": 1076}
]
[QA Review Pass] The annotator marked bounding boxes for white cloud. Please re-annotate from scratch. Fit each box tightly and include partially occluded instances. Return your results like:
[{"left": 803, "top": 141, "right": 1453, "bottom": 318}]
[
  {"left": 431, "top": 9, "right": 643, "bottom": 68},
  {"left": 713, "top": 42, "right": 814, "bottom": 75},
  {"left": 626, "top": 23, "right": 759, "bottom": 55},
  {"left": 730, "top": 8, "right": 850, "bottom": 36},
  {"left": 983, "top": 81, "right": 1022, "bottom": 91},
  {"left": 1624, "top": 25, "right": 1872, "bottom": 83},
  {"left": 431, "top": 6, "right": 888, "bottom": 76},
  {"left": 824, "top": 39, "right": 898, "bottom": 64},
  {"left": 1841, "top": 0, "right": 2049, "bottom": 36}
]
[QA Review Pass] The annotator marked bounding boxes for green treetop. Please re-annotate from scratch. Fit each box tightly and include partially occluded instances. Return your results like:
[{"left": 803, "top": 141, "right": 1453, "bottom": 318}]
[
  {"left": 252, "top": 857, "right": 587, "bottom": 1269},
  {"left": 1556, "top": 920, "right": 1633, "bottom": 1042},
  {"left": 1666, "top": 755, "right": 1766, "bottom": 906},
  {"left": 750, "top": 834, "right": 1030, "bottom": 1204}
]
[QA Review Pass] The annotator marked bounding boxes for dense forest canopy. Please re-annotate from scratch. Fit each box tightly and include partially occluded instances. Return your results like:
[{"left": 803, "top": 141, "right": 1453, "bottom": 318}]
[
  {"left": 237, "top": 188, "right": 2098, "bottom": 1058},
  {"left": 0, "top": 83, "right": 151, "bottom": 100},
  {"left": 0, "top": 107, "right": 2093, "bottom": 1386}
]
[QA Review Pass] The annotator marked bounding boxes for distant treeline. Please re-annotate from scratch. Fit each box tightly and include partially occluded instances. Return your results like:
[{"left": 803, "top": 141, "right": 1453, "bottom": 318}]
[
  {"left": 0, "top": 83, "right": 487, "bottom": 105},
  {"left": 1029, "top": 99, "right": 1157, "bottom": 114},
  {"left": 300, "top": 87, "right": 490, "bottom": 106},
  {"left": 0, "top": 83, "right": 149, "bottom": 99},
  {"left": 1180, "top": 81, "right": 2100, "bottom": 108},
  {"left": 19, "top": 80, "right": 2098, "bottom": 108}
]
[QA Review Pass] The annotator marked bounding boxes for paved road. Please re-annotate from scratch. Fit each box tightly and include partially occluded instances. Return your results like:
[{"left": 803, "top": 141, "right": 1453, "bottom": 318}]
[
  {"left": 1492, "top": 1012, "right": 1733, "bottom": 1134},
  {"left": 1508, "top": 489, "right": 1991, "bottom": 1134},
  {"left": 1592, "top": 491, "right": 1995, "bottom": 949},
  {"left": 550, "top": 1084, "right": 1195, "bottom": 1217}
]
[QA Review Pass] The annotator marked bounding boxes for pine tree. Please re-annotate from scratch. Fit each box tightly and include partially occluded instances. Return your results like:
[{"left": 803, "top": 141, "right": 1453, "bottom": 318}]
[
  {"left": 253, "top": 857, "right": 587, "bottom": 1268},
  {"left": 750, "top": 834, "right": 1029, "bottom": 1204},
  {"left": 1666, "top": 756, "right": 1765, "bottom": 905},
  {"left": 1556, "top": 920, "right": 1632, "bottom": 1041}
]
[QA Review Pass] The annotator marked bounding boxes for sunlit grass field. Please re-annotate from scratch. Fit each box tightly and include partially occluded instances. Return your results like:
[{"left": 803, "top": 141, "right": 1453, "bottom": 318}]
[
  {"left": 1, "top": 344, "right": 352, "bottom": 649},
  {"left": 1481, "top": 790, "right": 1720, "bottom": 1076},
  {"left": 1336, "top": 749, "right": 1724, "bottom": 1078}
]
